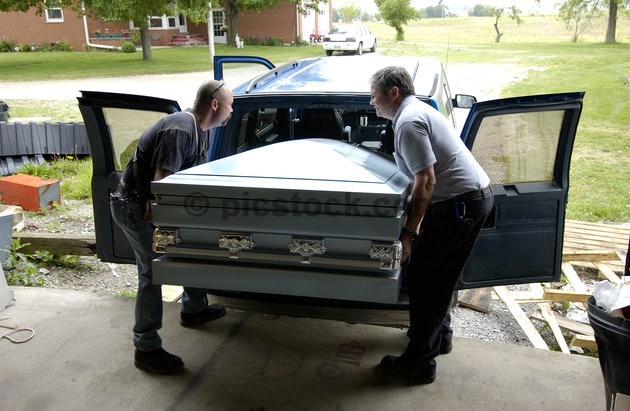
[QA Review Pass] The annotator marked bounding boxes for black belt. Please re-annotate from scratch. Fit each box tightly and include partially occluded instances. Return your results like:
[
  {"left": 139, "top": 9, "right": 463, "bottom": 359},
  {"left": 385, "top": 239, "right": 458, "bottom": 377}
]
[
  {"left": 456, "top": 186, "right": 492, "bottom": 201},
  {"left": 117, "top": 181, "right": 143, "bottom": 201}
]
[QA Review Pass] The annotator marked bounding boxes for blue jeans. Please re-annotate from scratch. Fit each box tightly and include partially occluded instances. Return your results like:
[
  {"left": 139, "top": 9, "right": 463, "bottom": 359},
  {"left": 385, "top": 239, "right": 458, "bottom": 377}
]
[
  {"left": 404, "top": 191, "right": 494, "bottom": 364},
  {"left": 110, "top": 196, "right": 208, "bottom": 351}
]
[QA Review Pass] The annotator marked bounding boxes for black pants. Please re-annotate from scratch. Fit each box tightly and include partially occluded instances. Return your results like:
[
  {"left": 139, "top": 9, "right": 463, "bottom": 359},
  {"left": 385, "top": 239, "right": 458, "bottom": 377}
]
[{"left": 404, "top": 192, "right": 494, "bottom": 364}]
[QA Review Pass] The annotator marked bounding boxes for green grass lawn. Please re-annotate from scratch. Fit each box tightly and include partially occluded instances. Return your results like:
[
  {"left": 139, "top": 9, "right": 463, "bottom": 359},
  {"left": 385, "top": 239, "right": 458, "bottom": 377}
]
[{"left": 2, "top": 16, "right": 629, "bottom": 224}]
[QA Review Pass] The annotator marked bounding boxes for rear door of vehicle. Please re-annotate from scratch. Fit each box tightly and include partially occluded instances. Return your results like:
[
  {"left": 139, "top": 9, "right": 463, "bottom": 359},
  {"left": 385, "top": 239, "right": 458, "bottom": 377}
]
[
  {"left": 460, "top": 92, "right": 584, "bottom": 287},
  {"left": 77, "top": 91, "right": 180, "bottom": 263}
]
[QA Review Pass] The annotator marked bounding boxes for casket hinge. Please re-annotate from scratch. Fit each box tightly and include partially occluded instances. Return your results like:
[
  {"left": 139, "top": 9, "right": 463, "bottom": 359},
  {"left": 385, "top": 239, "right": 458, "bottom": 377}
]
[
  {"left": 289, "top": 238, "right": 327, "bottom": 264},
  {"left": 368, "top": 241, "right": 402, "bottom": 270},
  {"left": 218, "top": 232, "right": 255, "bottom": 259}
]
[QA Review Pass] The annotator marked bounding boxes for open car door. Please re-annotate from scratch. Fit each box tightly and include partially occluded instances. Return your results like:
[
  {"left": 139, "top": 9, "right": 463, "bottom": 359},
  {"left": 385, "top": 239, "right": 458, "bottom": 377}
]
[
  {"left": 460, "top": 91, "right": 584, "bottom": 288},
  {"left": 77, "top": 91, "right": 180, "bottom": 263}
]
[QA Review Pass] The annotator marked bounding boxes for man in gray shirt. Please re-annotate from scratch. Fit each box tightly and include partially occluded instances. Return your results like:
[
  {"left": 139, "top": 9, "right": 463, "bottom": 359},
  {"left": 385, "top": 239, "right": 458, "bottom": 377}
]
[{"left": 370, "top": 66, "right": 493, "bottom": 384}]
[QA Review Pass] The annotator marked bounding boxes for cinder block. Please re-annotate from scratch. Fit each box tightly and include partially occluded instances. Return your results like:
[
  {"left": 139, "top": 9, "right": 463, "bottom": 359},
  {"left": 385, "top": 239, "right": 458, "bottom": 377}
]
[{"left": 0, "top": 173, "right": 60, "bottom": 211}]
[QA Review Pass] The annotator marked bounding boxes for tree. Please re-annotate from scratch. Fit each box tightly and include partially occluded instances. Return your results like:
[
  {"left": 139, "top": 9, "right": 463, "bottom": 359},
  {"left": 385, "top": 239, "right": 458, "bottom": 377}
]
[
  {"left": 338, "top": 0, "right": 361, "bottom": 23},
  {"left": 423, "top": 1, "right": 448, "bottom": 18},
  {"left": 470, "top": 4, "right": 495, "bottom": 17},
  {"left": 604, "top": 0, "right": 630, "bottom": 42},
  {"left": 558, "top": 0, "right": 601, "bottom": 42},
  {"left": 374, "top": 0, "right": 421, "bottom": 41},
  {"left": 493, "top": 6, "right": 523, "bottom": 43}
]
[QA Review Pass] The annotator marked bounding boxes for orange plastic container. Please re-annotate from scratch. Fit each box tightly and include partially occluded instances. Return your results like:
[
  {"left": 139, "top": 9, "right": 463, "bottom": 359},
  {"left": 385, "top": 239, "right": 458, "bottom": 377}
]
[{"left": 0, "top": 173, "right": 60, "bottom": 211}]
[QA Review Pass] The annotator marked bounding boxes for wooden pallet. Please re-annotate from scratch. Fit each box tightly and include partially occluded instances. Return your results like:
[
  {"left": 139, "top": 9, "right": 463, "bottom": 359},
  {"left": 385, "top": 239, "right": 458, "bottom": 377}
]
[{"left": 563, "top": 219, "right": 629, "bottom": 272}]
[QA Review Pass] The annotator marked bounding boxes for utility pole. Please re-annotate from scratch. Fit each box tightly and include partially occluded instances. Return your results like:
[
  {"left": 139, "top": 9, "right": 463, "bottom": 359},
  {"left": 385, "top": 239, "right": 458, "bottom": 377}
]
[{"left": 208, "top": 1, "right": 215, "bottom": 64}]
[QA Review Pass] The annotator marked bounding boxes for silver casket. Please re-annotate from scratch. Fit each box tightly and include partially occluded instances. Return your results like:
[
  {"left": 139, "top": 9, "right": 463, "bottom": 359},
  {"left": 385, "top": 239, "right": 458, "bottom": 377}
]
[{"left": 151, "top": 139, "right": 410, "bottom": 304}]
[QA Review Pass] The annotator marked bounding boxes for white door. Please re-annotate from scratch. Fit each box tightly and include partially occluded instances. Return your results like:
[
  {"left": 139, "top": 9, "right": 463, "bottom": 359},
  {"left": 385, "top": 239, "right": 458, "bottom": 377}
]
[
  {"left": 178, "top": 14, "right": 188, "bottom": 33},
  {"left": 212, "top": 9, "right": 227, "bottom": 44}
]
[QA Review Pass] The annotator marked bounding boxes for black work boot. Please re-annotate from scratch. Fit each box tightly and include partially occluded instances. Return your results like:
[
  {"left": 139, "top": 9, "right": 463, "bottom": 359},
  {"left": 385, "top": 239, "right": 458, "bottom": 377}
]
[
  {"left": 378, "top": 353, "right": 436, "bottom": 385},
  {"left": 180, "top": 303, "right": 226, "bottom": 327},
  {"left": 134, "top": 348, "right": 184, "bottom": 374}
]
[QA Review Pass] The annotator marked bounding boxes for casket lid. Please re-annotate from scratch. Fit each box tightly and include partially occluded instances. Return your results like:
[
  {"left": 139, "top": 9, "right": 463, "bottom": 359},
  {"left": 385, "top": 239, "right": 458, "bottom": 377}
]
[{"left": 152, "top": 139, "right": 409, "bottom": 207}]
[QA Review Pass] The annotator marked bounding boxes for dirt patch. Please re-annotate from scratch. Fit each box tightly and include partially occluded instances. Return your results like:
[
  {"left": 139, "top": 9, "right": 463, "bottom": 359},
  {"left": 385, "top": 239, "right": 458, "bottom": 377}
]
[{"left": 18, "top": 199, "right": 138, "bottom": 296}]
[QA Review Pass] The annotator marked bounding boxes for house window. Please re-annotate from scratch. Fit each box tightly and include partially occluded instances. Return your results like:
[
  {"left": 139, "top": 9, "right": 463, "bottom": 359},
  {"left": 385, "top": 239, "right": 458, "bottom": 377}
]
[
  {"left": 148, "top": 15, "right": 178, "bottom": 29},
  {"left": 45, "top": 1, "right": 64, "bottom": 23}
]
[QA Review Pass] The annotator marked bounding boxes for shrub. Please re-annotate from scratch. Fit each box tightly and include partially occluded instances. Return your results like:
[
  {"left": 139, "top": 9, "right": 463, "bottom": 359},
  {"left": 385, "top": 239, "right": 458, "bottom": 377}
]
[
  {"left": 3, "top": 239, "right": 45, "bottom": 287},
  {"left": 291, "top": 37, "right": 310, "bottom": 47},
  {"left": 243, "top": 35, "right": 260, "bottom": 46},
  {"left": 121, "top": 41, "right": 136, "bottom": 53},
  {"left": 0, "top": 37, "right": 17, "bottom": 52},
  {"left": 263, "top": 36, "right": 284, "bottom": 46},
  {"left": 19, "top": 43, "right": 36, "bottom": 52},
  {"left": 50, "top": 40, "right": 73, "bottom": 52}
]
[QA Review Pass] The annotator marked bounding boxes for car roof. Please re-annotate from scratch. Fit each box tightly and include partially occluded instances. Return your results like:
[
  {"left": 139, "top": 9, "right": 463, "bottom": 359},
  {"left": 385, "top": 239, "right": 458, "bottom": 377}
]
[{"left": 233, "top": 55, "right": 442, "bottom": 98}]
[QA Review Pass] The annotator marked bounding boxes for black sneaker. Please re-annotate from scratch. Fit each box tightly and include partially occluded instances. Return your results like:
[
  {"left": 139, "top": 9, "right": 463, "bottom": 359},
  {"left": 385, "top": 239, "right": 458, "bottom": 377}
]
[
  {"left": 378, "top": 354, "right": 436, "bottom": 385},
  {"left": 180, "top": 303, "right": 226, "bottom": 327},
  {"left": 134, "top": 348, "right": 184, "bottom": 374}
]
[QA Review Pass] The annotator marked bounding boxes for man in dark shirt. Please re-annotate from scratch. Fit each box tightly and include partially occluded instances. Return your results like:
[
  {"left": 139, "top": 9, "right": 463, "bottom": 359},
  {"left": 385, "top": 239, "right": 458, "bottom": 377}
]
[{"left": 110, "top": 80, "right": 233, "bottom": 374}]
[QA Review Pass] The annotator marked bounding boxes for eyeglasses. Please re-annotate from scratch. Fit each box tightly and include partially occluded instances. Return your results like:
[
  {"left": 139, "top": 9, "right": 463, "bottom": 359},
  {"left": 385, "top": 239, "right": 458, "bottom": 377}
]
[{"left": 210, "top": 82, "right": 225, "bottom": 99}]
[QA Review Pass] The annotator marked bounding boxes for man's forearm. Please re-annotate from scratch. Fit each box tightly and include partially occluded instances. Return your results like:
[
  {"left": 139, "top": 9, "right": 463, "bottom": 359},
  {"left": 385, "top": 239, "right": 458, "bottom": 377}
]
[{"left": 404, "top": 168, "right": 435, "bottom": 233}]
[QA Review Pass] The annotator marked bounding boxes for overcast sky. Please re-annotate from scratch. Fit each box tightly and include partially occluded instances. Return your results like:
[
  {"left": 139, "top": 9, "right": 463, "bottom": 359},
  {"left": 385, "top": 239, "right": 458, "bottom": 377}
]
[{"left": 361, "top": 0, "right": 557, "bottom": 14}]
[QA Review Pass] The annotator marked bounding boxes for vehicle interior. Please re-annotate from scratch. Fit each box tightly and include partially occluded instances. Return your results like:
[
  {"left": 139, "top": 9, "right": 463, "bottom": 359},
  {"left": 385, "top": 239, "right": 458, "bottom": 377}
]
[{"left": 233, "top": 106, "right": 394, "bottom": 155}]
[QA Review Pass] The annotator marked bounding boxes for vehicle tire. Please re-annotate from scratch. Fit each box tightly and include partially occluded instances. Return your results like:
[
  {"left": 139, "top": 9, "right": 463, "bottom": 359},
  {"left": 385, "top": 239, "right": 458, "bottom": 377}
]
[
  {"left": 326, "top": 50, "right": 333, "bottom": 56},
  {"left": 370, "top": 40, "right": 377, "bottom": 53},
  {"left": 356, "top": 43, "right": 363, "bottom": 56}
]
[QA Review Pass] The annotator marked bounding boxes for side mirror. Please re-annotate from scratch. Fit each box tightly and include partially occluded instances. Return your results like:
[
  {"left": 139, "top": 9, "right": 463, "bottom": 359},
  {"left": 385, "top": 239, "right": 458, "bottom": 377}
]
[{"left": 453, "top": 94, "right": 477, "bottom": 109}]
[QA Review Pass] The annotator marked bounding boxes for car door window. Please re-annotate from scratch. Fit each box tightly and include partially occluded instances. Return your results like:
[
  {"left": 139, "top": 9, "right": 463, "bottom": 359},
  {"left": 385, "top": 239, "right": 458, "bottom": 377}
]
[
  {"left": 102, "top": 108, "right": 167, "bottom": 171},
  {"left": 470, "top": 110, "right": 564, "bottom": 184}
]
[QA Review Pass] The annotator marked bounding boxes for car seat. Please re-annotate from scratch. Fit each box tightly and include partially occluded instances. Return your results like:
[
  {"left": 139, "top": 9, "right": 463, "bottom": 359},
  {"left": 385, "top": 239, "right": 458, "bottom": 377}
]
[{"left": 295, "top": 108, "right": 345, "bottom": 140}]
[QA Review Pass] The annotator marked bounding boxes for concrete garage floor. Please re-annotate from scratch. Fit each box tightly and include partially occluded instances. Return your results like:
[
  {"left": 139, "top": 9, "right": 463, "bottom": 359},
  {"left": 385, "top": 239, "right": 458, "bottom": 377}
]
[
  {"left": 0, "top": 287, "right": 605, "bottom": 411},
  {"left": 0, "top": 287, "right": 606, "bottom": 411}
]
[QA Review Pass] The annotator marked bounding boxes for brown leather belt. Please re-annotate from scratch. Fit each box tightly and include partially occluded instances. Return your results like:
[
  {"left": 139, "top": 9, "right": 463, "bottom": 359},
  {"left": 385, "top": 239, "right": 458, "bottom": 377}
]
[{"left": 457, "top": 186, "right": 492, "bottom": 201}]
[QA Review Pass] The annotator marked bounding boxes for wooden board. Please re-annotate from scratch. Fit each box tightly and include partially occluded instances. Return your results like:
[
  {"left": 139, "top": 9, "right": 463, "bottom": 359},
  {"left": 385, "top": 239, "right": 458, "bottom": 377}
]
[
  {"left": 493, "top": 286, "right": 548, "bottom": 350},
  {"left": 562, "top": 262, "right": 589, "bottom": 309},
  {"left": 457, "top": 288, "right": 493, "bottom": 313},
  {"left": 595, "top": 261, "right": 621, "bottom": 284},
  {"left": 562, "top": 249, "right": 619, "bottom": 262},
  {"left": 538, "top": 302, "right": 571, "bottom": 354},
  {"left": 161, "top": 285, "right": 183, "bottom": 303},
  {"left": 542, "top": 289, "right": 591, "bottom": 303},
  {"left": 530, "top": 312, "right": 594, "bottom": 337},
  {"left": 571, "top": 334, "right": 598, "bottom": 351},
  {"left": 13, "top": 232, "right": 96, "bottom": 256},
  {"left": 529, "top": 283, "right": 570, "bottom": 354}
]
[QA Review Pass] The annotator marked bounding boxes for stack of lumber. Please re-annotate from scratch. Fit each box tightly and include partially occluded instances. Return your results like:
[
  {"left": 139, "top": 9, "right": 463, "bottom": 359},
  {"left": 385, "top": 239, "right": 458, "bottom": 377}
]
[{"left": 458, "top": 219, "right": 629, "bottom": 354}]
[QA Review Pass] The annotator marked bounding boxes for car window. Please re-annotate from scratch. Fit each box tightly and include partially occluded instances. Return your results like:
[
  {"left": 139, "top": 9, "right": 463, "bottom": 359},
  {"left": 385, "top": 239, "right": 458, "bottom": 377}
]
[
  {"left": 436, "top": 67, "right": 454, "bottom": 118},
  {"left": 233, "top": 106, "right": 390, "bottom": 154},
  {"left": 102, "top": 108, "right": 167, "bottom": 171},
  {"left": 330, "top": 25, "right": 348, "bottom": 34},
  {"left": 470, "top": 110, "right": 565, "bottom": 184}
]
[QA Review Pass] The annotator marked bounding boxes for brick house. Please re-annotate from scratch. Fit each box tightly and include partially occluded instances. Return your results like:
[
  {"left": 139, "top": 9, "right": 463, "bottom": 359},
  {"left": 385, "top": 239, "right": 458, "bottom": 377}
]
[{"left": 0, "top": 1, "right": 333, "bottom": 51}]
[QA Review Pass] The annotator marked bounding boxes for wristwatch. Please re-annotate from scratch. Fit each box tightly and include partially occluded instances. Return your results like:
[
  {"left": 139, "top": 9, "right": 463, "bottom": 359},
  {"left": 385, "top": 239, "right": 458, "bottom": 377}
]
[{"left": 401, "top": 228, "right": 417, "bottom": 240}]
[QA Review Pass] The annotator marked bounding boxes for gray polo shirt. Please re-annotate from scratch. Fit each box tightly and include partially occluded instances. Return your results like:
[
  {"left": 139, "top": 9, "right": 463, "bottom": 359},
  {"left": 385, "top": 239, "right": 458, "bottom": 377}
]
[{"left": 392, "top": 96, "right": 490, "bottom": 203}]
